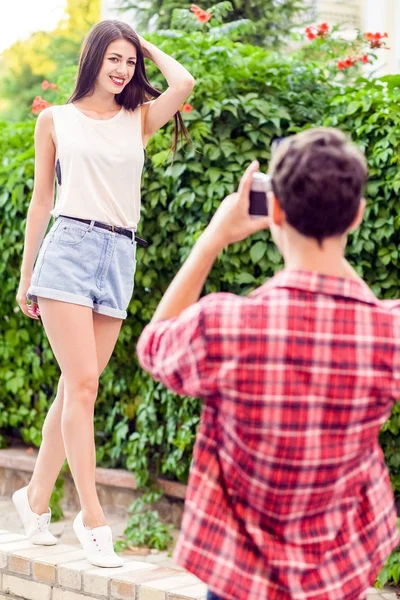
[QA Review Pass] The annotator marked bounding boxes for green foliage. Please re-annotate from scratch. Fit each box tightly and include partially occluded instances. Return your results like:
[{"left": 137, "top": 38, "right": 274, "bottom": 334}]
[
  {"left": 49, "top": 465, "right": 68, "bottom": 522},
  {"left": 114, "top": 489, "right": 174, "bottom": 551},
  {"left": 125, "top": 382, "right": 200, "bottom": 487},
  {"left": 380, "top": 404, "right": 400, "bottom": 496},
  {"left": 0, "top": 119, "right": 58, "bottom": 448},
  {"left": 323, "top": 75, "right": 400, "bottom": 298},
  {"left": 117, "top": 0, "right": 307, "bottom": 47},
  {"left": 377, "top": 550, "right": 400, "bottom": 588},
  {"left": 375, "top": 521, "right": 400, "bottom": 588}
]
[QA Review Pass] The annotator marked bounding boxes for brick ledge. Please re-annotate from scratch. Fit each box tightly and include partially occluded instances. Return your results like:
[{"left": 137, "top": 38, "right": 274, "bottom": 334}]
[
  {"left": 0, "top": 530, "right": 206, "bottom": 600},
  {"left": 0, "top": 448, "right": 187, "bottom": 500}
]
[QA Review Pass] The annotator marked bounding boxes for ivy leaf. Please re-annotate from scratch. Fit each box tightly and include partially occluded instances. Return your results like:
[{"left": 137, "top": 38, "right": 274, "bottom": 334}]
[
  {"left": 236, "top": 272, "right": 255, "bottom": 284},
  {"left": 346, "top": 101, "right": 360, "bottom": 115},
  {"left": 250, "top": 241, "right": 267, "bottom": 264},
  {"left": 207, "top": 168, "right": 221, "bottom": 184},
  {"left": 165, "top": 163, "right": 186, "bottom": 179}
]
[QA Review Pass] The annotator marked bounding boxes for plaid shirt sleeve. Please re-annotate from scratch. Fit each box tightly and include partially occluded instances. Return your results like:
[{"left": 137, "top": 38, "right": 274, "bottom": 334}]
[{"left": 137, "top": 294, "right": 225, "bottom": 399}]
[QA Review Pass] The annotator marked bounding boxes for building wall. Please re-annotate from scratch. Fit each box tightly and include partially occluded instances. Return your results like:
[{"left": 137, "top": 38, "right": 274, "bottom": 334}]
[{"left": 317, "top": 0, "right": 363, "bottom": 29}]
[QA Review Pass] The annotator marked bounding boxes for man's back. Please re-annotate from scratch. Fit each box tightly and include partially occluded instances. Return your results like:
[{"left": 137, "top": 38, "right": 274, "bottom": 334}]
[{"left": 138, "top": 269, "right": 400, "bottom": 600}]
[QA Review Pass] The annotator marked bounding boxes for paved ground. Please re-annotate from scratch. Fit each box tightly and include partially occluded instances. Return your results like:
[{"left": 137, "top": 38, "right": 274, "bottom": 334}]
[
  {"left": 0, "top": 495, "right": 398, "bottom": 599},
  {"left": 0, "top": 495, "right": 184, "bottom": 572}
]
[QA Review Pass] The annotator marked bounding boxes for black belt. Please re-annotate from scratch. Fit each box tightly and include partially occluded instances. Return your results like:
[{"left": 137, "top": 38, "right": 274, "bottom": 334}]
[{"left": 59, "top": 215, "right": 148, "bottom": 247}]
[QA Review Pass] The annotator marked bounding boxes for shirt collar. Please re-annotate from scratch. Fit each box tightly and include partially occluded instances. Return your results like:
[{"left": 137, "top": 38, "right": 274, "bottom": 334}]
[{"left": 252, "top": 269, "right": 380, "bottom": 306}]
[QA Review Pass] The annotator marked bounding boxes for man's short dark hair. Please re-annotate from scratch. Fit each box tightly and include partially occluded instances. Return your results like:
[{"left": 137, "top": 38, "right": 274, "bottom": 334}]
[{"left": 269, "top": 127, "right": 368, "bottom": 245}]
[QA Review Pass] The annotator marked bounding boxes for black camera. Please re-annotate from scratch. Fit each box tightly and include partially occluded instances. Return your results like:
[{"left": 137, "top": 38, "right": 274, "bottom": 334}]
[
  {"left": 249, "top": 172, "right": 271, "bottom": 217},
  {"left": 249, "top": 137, "right": 286, "bottom": 217}
]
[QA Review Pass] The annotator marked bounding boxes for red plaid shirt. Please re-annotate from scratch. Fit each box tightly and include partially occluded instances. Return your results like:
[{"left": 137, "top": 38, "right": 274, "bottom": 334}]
[{"left": 137, "top": 269, "right": 400, "bottom": 600}]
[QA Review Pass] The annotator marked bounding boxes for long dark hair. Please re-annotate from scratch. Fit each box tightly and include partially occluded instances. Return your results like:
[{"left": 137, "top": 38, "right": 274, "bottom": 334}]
[{"left": 68, "top": 20, "right": 190, "bottom": 154}]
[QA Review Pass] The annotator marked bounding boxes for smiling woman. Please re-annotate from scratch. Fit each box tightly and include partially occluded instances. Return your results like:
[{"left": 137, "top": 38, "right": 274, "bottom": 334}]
[
  {"left": 14, "top": 18, "right": 195, "bottom": 569},
  {"left": 67, "top": 22, "right": 193, "bottom": 149}
]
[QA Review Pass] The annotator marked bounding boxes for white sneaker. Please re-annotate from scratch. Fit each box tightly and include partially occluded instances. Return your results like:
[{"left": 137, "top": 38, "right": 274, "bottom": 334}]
[
  {"left": 73, "top": 511, "right": 124, "bottom": 568},
  {"left": 12, "top": 486, "right": 57, "bottom": 545}
]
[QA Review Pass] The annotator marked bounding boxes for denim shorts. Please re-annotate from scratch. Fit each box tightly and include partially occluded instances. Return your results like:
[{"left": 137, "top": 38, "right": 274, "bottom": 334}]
[{"left": 27, "top": 216, "right": 137, "bottom": 319}]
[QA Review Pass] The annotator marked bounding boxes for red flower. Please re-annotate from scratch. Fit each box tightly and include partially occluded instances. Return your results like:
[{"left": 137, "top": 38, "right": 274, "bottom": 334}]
[
  {"left": 42, "top": 80, "right": 59, "bottom": 91},
  {"left": 337, "top": 56, "right": 357, "bottom": 71},
  {"left": 190, "top": 4, "right": 212, "bottom": 22},
  {"left": 32, "top": 96, "right": 52, "bottom": 114},
  {"left": 344, "top": 57, "right": 356, "bottom": 68},
  {"left": 364, "top": 32, "right": 389, "bottom": 48},
  {"left": 360, "top": 54, "right": 370, "bottom": 64},
  {"left": 318, "top": 22, "right": 329, "bottom": 34},
  {"left": 196, "top": 10, "right": 212, "bottom": 23},
  {"left": 181, "top": 103, "right": 193, "bottom": 113},
  {"left": 305, "top": 27, "right": 317, "bottom": 40},
  {"left": 305, "top": 22, "right": 329, "bottom": 40}
]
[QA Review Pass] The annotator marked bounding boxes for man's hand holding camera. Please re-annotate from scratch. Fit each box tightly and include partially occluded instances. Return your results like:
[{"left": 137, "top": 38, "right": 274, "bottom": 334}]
[{"left": 201, "top": 160, "right": 270, "bottom": 254}]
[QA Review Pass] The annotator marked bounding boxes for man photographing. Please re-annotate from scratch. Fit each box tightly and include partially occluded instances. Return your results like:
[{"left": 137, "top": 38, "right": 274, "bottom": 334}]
[{"left": 137, "top": 128, "right": 400, "bottom": 600}]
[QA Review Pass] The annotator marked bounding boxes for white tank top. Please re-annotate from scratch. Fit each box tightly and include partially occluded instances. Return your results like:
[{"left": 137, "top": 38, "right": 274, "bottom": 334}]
[{"left": 50, "top": 103, "right": 145, "bottom": 229}]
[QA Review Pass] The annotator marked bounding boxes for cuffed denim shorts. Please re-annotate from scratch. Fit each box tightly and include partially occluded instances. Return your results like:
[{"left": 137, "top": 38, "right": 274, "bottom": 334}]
[{"left": 27, "top": 216, "right": 137, "bottom": 319}]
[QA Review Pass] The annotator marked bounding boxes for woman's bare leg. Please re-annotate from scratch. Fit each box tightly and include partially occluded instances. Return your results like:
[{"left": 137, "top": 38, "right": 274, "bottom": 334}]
[
  {"left": 27, "top": 375, "right": 66, "bottom": 515},
  {"left": 29, "top": 300, "right": 122, "bottom": 527}
]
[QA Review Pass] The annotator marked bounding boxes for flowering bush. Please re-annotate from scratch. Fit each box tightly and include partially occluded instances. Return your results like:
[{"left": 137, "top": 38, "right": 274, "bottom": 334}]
[{"left": 300, "top": 21, "right": 389, "bottom": 77}]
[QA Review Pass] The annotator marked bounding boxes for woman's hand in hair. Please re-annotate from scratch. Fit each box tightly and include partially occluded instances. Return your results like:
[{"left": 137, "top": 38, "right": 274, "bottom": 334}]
[{"left": 137, "top": 34, "right": 153, "bottom": 60}]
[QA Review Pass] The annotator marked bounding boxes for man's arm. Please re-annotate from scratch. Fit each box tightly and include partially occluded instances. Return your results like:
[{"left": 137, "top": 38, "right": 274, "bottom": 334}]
[{"left": 150, "top": 161, "right": 270, "bottom": 323}]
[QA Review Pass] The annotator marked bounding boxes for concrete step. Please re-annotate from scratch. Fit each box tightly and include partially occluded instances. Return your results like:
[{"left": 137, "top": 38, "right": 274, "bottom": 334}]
[{"left": 0, "top": 530, "right": 207, "bottom": 600}]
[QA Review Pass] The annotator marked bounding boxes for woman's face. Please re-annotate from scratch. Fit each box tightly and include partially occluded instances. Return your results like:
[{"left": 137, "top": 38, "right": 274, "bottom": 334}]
[{"left": 97, "top": 38, "right": 137, "bottom": 95}]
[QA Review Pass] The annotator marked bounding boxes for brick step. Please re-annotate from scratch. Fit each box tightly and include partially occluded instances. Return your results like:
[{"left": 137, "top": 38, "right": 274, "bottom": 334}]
[{"left": 0, "top": 531, "right": 207, "bottom": 600}]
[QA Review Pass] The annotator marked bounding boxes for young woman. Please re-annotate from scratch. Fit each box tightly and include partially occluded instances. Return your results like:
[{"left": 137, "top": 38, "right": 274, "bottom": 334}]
[{"left": 14, "top": 19, "right": 195, "bottom": 567}]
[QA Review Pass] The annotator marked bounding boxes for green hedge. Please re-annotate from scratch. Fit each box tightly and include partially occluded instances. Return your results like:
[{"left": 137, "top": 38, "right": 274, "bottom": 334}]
[{"left": 1, "top": 34, "right": 400, "bottom": 497}]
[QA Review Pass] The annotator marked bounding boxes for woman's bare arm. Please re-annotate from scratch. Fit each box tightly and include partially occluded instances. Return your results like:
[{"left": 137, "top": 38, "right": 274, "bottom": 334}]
[
  {"left": 139, "top": 36, "right": 195, "bottom": 143},
  {"left": 17, "top": 107, "right": 56, "bottom": 318}
]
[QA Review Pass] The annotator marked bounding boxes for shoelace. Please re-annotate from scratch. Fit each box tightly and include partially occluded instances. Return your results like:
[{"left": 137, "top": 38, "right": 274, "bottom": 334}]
[
  {"left": 89, "top": 529, "right": 114, "bottom": 554},
  {"left": 36, "top": 513, "right": 51, "bottom": 532}
]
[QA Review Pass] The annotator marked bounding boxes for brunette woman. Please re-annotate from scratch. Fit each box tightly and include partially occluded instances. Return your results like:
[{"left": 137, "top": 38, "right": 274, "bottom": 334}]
[{"left": 14, "top": 19, "right": 194, "bottom": 567}]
